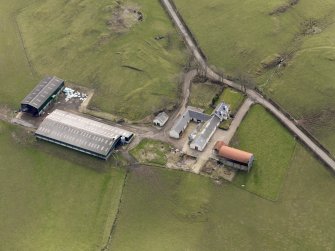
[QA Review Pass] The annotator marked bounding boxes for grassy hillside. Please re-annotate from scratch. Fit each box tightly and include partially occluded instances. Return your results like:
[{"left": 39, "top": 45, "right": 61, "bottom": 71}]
[
  {"left": 0, "top": 0, "right": 38, "bottom": 110},
  {"left": 4, "top": 0, "right": 187, "bottom": 120},
  {"left": 110, "top": 146, "right": 335, "bottom": 251},
  {"left": 174, "top": 0, "right": 335, "bottom": 153},
  {"left": 0, "top": 121, "right": 126, "bottom": 251}
]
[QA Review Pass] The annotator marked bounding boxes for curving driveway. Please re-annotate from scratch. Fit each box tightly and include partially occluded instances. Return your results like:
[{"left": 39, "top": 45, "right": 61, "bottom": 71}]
[{"left": 161, "top": 0, "right": 335, "bottom": 171}]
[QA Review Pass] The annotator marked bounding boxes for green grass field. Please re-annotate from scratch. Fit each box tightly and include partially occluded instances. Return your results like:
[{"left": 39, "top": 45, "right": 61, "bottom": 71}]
[
  {"left": 0, "top": 0, "right": 39, "bottom": 111},
  {"left": 263, "top": 29, "right": 335, "bottom": 153},
  {"left": 130, "top": 139, "right": 171, "bottom": 166},
  {"left": 188, "top": 81, "right": 222, "bottom": 110},
  {"left": 174, "top": 0, "right": 335, "bottom": 154},
  {"left": 1, "top": 0, "right": 186, "bottom": 121},
  {"left": 110, "top": 145, "right": 335, "bottom": 251},
  {"left": 217, "top": 88, "right": 245, "bottom": 114},
  {"left": 231, "top": 105, "right": 296, "bottom": 200},
  {"left": 174, "top": 0, "right": 302, "bottom": 75},
  {"left": 0, "top": 121, "right": 126, "bottom": 251}
]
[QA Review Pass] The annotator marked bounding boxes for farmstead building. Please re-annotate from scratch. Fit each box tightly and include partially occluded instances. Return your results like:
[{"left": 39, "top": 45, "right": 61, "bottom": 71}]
[
  {"left": 21, "top": 76, "right": 64, "bottom": 116},
  {"left": 214, "top": 141, "right": 254, "bottom": 172},
  {"left": 189, "top": 103, "right": 230, "bottom": 151},
  {"left": 170, "top": 103, "right": 230, "bottom": 152},
  {"left": 153, "top": 112, "right": 169, "bottom": 127},
  {"left": 169, "top": 107, "right": 211, "bottom": 139},
  {"left": 35, "top": 109, "right": 134, "bottom": 160}
]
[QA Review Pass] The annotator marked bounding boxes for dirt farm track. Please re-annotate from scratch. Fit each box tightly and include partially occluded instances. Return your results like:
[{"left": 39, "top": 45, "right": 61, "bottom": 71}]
[{"left": 160, "top": 0, "right": 335, "bottom": 172}]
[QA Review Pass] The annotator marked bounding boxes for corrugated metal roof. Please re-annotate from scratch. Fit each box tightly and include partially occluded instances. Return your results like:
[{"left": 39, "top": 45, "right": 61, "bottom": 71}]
[
  {"left": 35, "top": 110, "right": 133, "bottom": 157},
  {"left": 215, "top": 141, "right": 253, "bottom": 164},
  {"left": 21, "top": 76, "right": 64, "bottom": 109},
  {"left": 154, "top": 112, "right": 169, "bottom": 125}
]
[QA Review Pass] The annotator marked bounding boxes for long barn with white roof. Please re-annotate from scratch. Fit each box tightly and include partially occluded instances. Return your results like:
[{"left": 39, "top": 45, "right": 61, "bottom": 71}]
[{"left": 35, "top": 109, "right": 134, "bottom": 160}]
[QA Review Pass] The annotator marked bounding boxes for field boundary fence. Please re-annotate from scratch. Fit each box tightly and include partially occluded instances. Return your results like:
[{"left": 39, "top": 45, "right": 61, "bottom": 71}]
[
  {"left": 13, "top": 11, "right": 37, "bottom": 76},
  {"left": 159, "top": 0, "right": 207, "bottom": 62}
]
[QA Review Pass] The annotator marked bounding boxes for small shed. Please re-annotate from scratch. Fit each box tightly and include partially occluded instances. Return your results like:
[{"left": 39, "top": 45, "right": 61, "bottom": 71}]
[
  {"left": 153, "top": 112, "right": 169, "bottom": 127},
  {"left": 21, "top": 76, "right": 64, "bottom": 116}
]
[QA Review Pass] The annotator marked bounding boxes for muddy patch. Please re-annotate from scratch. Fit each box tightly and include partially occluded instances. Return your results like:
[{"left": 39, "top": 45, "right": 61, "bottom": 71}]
[
  {"left": 104, "top": 3, "right": 143, "bottom": 34},
  {"left": 201, "top": 159, "right": 236, "bottom": 182},
  {"left": 166, "top": 151, "right": 197, "bottom": 171},
  {"left": 298, "top": 108, "right": 335, "bottom": 133},
  {"left": 301, "top": 19, "right": 323, "bottom": 35},
  {"left": 11, "top": 130, "right": 34, "bottom": 145},
  {"left": 0, "top": 105, "right": 13, "bottom": 122}
]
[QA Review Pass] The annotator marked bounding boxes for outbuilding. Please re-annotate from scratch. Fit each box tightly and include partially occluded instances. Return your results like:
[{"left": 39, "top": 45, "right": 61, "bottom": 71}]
[
  {"left": 35, "top": 109, "right": 134, "bottom": 160},
  {"left": 214, "top": 141, "right": 254, "bottom": 172},
  {"left": 21, "top": 76, "right": 64, "bottom": 116},
  {"left": 189, "top": 103, "right": 230, "bottom": 151},
  {"left": 169, "top": 107, "right": 211, "bottom": 139},
  {"left": 153, "top": 112, "right": 169, "bottom": 127}
]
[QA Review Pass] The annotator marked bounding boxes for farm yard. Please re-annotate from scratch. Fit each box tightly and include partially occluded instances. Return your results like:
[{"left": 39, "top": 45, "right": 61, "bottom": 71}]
[
  {"left": 0, "top": 0, "right": 335, "bottom": 250},
  {"left": 174, "top": 0, "right": 335, "bottom": 154}
]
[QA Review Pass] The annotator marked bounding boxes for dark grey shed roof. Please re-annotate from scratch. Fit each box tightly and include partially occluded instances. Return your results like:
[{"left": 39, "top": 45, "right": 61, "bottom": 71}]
[
  {"left": 35, "top": 110, "right": 133, "bottom": 157},
  {"left": 189, "top": 110, "right": 211, "bottom": 122},
  {"left": 21, "top": 76, "right": 64, "bottom": 109}
]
